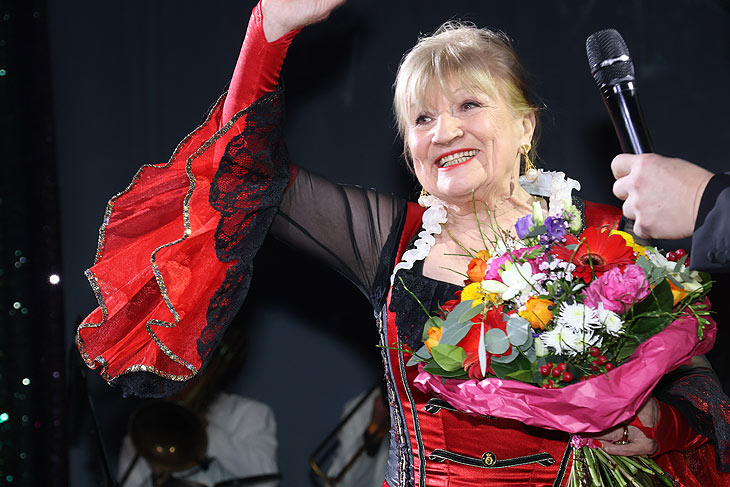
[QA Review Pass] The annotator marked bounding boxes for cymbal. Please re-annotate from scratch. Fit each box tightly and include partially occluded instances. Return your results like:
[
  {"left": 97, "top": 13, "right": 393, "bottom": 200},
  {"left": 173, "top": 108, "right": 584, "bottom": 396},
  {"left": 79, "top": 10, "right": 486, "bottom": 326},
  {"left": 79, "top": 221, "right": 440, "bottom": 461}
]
[{"left": 129, "top": 401, "right": 208, "bottom": 472}]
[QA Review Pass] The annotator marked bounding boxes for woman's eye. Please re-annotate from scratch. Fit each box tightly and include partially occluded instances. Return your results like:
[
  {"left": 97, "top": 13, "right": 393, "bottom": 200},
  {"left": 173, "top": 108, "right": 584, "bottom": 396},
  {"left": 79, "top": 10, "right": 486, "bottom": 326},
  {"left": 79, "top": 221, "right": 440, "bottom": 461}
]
[
  {"left": 415, "top": 114, "right": 433, "bottom": 126},
  {"left": 461, "top": 100, "right": 481, "bottom": 110}
]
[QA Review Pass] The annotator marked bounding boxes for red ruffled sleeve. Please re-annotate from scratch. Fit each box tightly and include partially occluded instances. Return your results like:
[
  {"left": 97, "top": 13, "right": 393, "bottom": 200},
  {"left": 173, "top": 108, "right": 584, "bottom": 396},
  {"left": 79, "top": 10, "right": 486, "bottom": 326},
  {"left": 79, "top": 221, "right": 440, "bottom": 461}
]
[{"left": 77, "top": 3, "right": 296, "bottom": 397}]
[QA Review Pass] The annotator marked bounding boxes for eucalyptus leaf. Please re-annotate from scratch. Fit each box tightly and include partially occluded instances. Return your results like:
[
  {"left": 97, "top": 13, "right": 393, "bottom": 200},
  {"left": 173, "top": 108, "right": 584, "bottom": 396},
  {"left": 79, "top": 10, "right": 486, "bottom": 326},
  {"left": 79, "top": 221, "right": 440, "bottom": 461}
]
[
  {"left": 406, "top": 343, "right": 432, "bottom": 366},
  {"left": 666, "top": 274, "right": 682, "bottom": 287},
  {"left": 485, "top": 328, "right": 510, "bottom": 355},
  {"left": 439, "top": 321, "right": 474, "bottom": 347},
  {"left": 450, "top": 299, "right": 482, "bottom": 323},
  {"left": 505, "top": 315, "right": 530, "bottom": 346},
  {"left": 650, "top": 267, "right": 667, "bottom": 286},
  {"left": 636, "top": 255, "right": 652, "bottom": 275},
  {"left": 519, "top": 341, "right": 536, "bottom": 362},
  {"left": 431, "top": 344, "right": 467, "bottom": 372},
  {"left": 490, "top": 346, "right": 519, "bottom": 364}
]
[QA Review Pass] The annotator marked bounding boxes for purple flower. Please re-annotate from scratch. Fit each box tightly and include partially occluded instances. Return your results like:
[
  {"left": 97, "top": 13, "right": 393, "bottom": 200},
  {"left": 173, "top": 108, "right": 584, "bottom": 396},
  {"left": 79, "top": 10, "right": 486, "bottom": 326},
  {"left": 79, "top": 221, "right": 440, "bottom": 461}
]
[
  {"left": 545, "top": 216, "right": 566, "bottom": 239},
  {"left": 515, "top": 215, "right": 534, "bottom": 239},
  {"left": 583, "top": 264, "right": 651, "bottom": 314}
]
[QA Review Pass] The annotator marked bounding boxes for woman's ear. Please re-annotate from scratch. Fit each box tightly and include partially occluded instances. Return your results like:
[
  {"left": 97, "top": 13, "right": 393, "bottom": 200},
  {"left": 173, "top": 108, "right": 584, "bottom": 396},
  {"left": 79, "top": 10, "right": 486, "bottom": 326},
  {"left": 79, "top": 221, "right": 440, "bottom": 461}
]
[{"left": 521, "top": 110, "right": 536, "bottom": 144}]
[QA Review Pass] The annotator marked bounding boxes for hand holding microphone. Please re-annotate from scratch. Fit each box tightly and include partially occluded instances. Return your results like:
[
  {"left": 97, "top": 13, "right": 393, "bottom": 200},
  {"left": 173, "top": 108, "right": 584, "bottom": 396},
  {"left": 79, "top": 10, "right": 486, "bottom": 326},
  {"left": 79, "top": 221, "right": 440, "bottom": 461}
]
[
  {"left": 586, "top": 29, "right": 713, "bottom": 240},
  {"left": 611, "top": 153, "right": 712, "bottom": 239}
]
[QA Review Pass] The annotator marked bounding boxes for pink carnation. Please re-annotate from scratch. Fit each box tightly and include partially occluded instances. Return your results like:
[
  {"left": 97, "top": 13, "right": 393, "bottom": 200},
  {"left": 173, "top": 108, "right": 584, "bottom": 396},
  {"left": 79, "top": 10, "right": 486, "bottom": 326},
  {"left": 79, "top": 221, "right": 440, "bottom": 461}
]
[{"left": 583, "top": 264, "right": 650, "bottom": 314}]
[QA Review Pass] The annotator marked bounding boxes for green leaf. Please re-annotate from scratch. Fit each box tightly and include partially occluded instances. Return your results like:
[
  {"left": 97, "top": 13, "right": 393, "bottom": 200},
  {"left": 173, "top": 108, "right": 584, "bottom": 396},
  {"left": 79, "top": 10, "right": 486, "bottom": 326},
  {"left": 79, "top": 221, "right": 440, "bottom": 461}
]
[
  {"left": 406, "top": 343, "right": 432, "bottom": 366},
  {"left": 439, "top": 320, "right": 474, "bottom": 347},
  {"left": 485, "top": 328, "right": 510, "bottom": 354},
  {"left": 448, "top": 300, "right": 482, "bottom": 324},
  {"left": 616, "top": 336, "right": 640, "bottom": 363},
  {"left": 490, "top": 353, "right": 532, "bottom": 379},
  {"left": 629, "top": 315, "right": 668, "bottom": 341},
  {"left": 519, "top": 341, "right": 536, "bottom": 362},
  {"left": 505, "top": 369, "right": 536, "bottom": 383},
  {"left": 423, "top": 361, "right": 469, "bottom": 378},
  {"left": 652, "top": 279, "right": 675, "bottom": 312},
  {"left": 430, "top": 344, "right": 467, "bottom": 372},
  {"left": 631, "top": 279, "right": 673, "bottom": 317},
  {"left": 505, "top": 315, "right": 530, "bottom": 346},
  {"left": 636, "top": 255, "right": 652, "bottom": 274},
  {"left": 666, "top": 274, "right": 682, "bottom": 287},
  {"left": 524, "top": 224, "right": 547, "bottom": 238},
  {"left": 491, "top": 346, "right": 519, "bottom": 364}
]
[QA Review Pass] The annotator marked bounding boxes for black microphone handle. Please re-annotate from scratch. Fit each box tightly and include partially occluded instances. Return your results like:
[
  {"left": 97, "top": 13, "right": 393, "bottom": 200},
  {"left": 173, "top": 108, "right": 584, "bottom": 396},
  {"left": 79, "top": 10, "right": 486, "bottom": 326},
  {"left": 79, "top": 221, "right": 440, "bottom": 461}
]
[{"left": 601, "top": 80, "right": 655, "bottom": 154}]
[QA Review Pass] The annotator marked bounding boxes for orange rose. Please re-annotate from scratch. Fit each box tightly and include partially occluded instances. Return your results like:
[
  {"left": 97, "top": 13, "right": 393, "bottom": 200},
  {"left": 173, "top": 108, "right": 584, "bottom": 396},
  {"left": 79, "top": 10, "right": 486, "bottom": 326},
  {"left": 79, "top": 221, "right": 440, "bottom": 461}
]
[
  {"left": 425, "top": 326, "right": 442, "bottom": 353},
  {"left": 467, "top": 258, "right": 488, "bottom": 282},
  {"left": 519, "top": 297, "right": 554, "bottom": 330},
  {"left": 475, "top": 250, "right": 491, "bottom": 260}
]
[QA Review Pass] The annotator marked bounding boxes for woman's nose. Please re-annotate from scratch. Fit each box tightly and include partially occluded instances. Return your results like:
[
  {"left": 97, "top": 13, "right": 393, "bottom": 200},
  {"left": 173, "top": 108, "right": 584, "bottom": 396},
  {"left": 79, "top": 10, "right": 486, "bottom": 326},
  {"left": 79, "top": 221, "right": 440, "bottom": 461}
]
[{"left": 432, "top": 112, "right": 463, "bottom": 145}]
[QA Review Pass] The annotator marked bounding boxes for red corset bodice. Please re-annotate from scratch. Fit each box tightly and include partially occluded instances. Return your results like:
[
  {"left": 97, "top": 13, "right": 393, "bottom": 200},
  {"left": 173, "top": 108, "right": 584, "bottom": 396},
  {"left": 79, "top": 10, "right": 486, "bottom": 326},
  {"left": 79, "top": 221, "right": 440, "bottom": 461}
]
[{"left": 384, "top": 292, "right": 572, "bottom": 486}]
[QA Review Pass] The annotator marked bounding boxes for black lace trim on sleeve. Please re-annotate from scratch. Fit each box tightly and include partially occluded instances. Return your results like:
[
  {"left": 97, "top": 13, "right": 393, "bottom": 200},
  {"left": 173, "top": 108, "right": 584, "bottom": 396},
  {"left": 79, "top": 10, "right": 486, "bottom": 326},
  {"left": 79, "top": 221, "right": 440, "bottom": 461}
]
[
  {"left": 201, "top": 88, "right": 291, "bottom": 366},
  {"left": 656, "top": 368, "right": 730, "bottom": 472},
  {"left": 109, "top": 89, "right": 290, "bottom": 398}
]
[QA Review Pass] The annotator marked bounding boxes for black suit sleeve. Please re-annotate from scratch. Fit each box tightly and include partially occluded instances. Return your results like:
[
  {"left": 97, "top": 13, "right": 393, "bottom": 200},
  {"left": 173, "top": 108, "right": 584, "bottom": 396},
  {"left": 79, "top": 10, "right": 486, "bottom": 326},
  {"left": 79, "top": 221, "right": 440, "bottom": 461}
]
[{"left": 691, "top": 172, "right": 730, "bottom": 272}]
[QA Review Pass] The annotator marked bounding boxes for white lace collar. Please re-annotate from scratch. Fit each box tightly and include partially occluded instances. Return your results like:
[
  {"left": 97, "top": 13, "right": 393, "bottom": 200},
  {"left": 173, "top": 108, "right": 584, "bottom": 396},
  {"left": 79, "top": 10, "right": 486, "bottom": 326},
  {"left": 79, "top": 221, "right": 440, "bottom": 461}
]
[{"left": 389, "top": 171, "right": 581, "bottom": 285}]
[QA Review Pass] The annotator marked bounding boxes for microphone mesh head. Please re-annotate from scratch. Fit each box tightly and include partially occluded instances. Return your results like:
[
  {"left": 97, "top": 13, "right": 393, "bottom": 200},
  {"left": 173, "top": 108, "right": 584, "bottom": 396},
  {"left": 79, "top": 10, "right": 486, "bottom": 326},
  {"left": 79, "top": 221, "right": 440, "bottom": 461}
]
[{"left": 585, "top": 29, "right": 635, "bottom": 87}]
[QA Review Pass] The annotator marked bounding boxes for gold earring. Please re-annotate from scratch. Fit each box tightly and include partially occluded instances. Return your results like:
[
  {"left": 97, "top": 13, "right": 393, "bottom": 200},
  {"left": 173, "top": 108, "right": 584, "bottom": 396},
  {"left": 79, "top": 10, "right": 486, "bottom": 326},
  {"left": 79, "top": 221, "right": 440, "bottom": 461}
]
[
  {"left": 418, "top": 187, "right": 429, "bottom": 207},
  {"left": 521, "top": 143, "right": 538, "bottom": 182}
]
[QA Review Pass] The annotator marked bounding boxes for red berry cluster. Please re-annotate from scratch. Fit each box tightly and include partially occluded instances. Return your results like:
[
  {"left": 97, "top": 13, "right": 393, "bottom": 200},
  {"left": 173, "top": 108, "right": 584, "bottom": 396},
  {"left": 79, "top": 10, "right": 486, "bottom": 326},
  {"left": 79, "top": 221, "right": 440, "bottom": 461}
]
[
  {"left": 539, "top": 362, "right": 573, "bottom": 388},
  {"left": 666, "top": 248, "right": 688, "bottom": 264},
  {"left": 580, "top": 347, "right": 614, "bottom": 381}
]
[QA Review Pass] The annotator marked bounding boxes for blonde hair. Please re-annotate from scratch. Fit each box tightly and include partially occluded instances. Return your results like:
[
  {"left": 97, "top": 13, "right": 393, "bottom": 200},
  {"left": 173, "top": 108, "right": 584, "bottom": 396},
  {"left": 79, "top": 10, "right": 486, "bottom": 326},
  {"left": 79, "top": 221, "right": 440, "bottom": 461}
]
[{"left": 393, "top": 22, "right": 540, "bottom": 168}]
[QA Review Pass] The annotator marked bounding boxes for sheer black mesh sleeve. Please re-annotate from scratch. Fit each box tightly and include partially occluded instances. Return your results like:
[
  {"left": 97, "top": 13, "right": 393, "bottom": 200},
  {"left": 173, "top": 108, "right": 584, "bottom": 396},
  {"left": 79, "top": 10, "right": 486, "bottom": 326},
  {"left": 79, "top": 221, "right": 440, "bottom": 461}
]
[{"left": 271, "top": 168, "right": 406, "bottom": 308}]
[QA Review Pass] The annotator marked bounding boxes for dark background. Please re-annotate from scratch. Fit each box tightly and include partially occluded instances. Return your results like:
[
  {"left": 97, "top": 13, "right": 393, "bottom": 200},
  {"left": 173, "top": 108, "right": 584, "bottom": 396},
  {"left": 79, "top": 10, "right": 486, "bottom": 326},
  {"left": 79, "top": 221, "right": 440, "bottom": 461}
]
[{"left": 3, "top": 0, "right": 729, "bottom": 485}]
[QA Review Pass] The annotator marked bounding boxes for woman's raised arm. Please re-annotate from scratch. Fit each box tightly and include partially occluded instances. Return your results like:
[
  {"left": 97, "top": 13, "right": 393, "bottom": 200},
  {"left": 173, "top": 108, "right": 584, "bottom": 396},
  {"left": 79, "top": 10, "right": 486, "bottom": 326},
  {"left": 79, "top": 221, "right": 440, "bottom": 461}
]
[{"left": 221, "top": 0, "right": 345, "bottom": 122}]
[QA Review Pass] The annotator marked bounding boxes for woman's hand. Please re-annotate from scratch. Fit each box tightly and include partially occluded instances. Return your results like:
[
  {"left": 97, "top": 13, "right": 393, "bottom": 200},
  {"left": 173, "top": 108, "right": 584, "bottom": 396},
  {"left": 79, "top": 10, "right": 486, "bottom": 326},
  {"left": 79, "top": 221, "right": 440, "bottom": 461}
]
[
  {"left": 593, "top": 398, "right": 659, "bottom": 456},
  {"left": 261, "top": 0, "right": 345, "bottom": 41}
]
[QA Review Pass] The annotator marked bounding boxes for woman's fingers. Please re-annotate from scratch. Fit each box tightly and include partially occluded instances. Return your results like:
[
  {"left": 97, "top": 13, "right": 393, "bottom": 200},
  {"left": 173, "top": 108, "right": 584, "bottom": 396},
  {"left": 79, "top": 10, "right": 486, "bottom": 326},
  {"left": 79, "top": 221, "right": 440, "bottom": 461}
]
[{"left": 594, "top": 424, "right": 658, "bottom": 456}]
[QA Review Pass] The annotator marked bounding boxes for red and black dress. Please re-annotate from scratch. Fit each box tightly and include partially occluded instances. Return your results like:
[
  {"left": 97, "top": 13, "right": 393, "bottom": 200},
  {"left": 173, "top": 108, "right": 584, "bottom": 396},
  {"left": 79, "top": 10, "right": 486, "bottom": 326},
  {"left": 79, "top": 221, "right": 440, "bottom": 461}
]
[{"left": 77, "top": 4, "right": 730, "bottom": 485}]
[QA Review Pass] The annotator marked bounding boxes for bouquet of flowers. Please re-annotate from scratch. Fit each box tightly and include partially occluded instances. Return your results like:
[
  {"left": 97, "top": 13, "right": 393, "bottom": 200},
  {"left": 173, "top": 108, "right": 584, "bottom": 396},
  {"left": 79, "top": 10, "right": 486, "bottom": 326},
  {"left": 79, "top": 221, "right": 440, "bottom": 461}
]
[{"left": 404, "top": 174, "right": 715, "bottom": 487}]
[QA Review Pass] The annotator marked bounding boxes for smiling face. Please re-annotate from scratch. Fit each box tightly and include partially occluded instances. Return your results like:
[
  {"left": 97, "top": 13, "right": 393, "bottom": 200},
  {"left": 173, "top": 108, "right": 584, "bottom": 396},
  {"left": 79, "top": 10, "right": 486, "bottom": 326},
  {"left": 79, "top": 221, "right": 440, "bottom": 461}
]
[{"left": 407, "top": 80, "right": 535, "bottom": 203}]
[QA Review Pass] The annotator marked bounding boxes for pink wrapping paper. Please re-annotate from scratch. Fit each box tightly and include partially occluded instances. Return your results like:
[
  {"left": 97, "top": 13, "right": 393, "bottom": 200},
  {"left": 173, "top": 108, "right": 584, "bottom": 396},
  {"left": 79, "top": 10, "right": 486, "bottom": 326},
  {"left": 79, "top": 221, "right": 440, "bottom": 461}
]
[{"left": 413, "top": 313, "right": 716, "bottom": 433}]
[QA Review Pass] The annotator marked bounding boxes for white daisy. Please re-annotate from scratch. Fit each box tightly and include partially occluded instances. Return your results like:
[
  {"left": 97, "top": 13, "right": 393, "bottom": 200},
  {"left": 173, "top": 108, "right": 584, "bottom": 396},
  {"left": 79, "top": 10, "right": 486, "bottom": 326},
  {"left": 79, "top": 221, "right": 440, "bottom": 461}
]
[
  {"left": 595, "top": 303, "right": 625, "bottom": 336},
  {"left": 574, "top": 328, "right": 603, "bottom": 354},
  {"left": 557, "top": 303, "right": 600, "bottom": 329},
  {"left": 539, "top": 323, "right": 582, "bottom": 356}
]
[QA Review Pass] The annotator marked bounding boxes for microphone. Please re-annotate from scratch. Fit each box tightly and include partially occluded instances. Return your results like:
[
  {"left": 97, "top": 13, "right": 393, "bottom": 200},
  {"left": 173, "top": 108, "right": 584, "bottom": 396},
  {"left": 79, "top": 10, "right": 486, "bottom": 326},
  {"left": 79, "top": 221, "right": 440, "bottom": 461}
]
[{"left": 585, "top": 29, "right": 654, "bottom": 154}]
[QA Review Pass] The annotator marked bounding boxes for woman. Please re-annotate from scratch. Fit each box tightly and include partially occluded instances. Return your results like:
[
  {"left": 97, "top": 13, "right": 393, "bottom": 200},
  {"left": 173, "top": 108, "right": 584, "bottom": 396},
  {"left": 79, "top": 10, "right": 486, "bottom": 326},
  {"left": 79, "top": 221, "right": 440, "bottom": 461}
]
[{"left": 77, "top": 0, "right": 729, "bottom": 485}]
